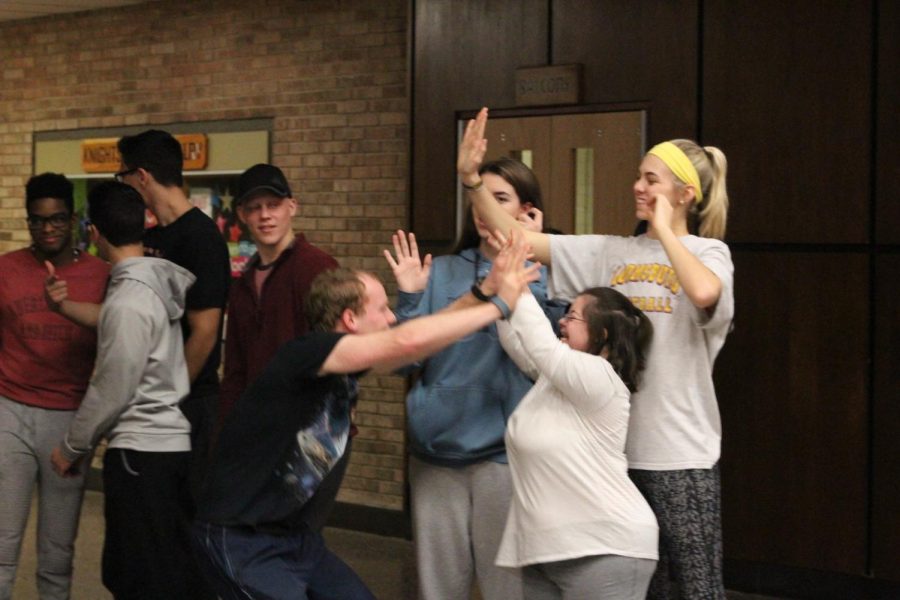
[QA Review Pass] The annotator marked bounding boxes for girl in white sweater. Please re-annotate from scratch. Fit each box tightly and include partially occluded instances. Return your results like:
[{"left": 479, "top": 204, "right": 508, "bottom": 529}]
[{"left": 496, "top": 285, "right": 657, "bottom": 600}]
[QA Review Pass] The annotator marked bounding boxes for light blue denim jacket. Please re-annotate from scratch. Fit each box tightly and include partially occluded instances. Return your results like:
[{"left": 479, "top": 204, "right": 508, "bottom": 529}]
[{"left": 396, "top": 247, "right": 565, "bottom": 466}]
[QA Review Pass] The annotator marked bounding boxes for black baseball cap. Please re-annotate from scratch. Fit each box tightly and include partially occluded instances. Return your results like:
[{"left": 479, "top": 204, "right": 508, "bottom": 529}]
[{"left": 235, "top": 163, "right": 292, "bottom": 206}]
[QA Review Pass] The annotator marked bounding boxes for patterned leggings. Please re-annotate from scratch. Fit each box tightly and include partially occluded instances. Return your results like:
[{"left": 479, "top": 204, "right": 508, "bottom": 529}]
[{"left": 629, "top": 466, "right": 726, "bottom": 600}]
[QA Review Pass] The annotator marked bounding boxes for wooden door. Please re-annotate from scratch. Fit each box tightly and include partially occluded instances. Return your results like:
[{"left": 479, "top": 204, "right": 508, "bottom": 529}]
[{"left": 478, "top": 110, "right": 645, "bottom": 236}]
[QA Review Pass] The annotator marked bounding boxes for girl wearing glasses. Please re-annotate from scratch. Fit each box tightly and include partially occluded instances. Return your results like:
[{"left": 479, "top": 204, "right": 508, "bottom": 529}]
[
  {"left": 383, "top": 157, "right": 563, "bottom": 600},
  {"left": 496, "top": 283, "right": 657, "bottom": 599},
  {"left": 459, "top": 108, "right": 734, "bottom": 599}
]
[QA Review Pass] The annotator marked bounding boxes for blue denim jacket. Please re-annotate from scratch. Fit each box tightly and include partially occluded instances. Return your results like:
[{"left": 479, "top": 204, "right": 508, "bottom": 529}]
[{"left": 396, "top": 248, "right": 565, "bottom": 466}]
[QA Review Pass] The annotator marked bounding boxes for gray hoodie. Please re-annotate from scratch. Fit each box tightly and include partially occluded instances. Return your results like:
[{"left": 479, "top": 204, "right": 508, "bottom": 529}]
[{"left": 62, "top": 257, "right": 196, "bottom": 461}]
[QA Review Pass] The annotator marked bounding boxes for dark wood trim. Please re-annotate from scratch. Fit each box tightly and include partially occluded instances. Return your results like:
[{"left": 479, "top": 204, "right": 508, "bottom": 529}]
[
  {"left": 326, "top": 502, "right": 411, "bottom": 540},
  {"left": 456, "top": 101, "right": 651, "bottom": 121}
]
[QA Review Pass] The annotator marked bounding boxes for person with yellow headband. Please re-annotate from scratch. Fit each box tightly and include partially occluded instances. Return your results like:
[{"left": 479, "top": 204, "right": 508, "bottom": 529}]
[{"left": 458, "top": 107, "right": 734, "bottom": 600}]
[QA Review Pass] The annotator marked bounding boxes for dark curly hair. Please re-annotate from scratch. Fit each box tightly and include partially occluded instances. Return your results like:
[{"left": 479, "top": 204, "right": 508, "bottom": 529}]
[{"left": 580, "top": 287, "right": 653, "bottom": 392}]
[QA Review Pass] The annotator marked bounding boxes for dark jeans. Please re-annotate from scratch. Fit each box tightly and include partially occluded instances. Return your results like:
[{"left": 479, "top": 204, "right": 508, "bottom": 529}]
[
  {"left": 191, "top": 521, "right": 375, "bottom": 600},
  {"left": 102, "top": 449, "right": 214, "bottom": 599}
]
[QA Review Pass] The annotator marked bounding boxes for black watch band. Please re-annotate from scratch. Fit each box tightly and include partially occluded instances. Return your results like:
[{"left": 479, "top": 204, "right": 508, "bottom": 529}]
[{"left": 470, "top": 282, "right": 491, "bottom": 302}]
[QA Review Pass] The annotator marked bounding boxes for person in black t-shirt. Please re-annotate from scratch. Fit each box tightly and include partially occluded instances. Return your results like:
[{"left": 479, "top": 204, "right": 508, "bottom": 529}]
[
  {"left": 116, "top": 130, "right": 230, "bottom": 499},
  {"left": 195, "top": 232, "right": 536, "bottom": 599}
]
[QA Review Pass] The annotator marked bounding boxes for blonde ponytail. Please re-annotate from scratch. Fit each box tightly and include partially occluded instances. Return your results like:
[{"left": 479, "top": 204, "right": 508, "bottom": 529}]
[{"left": 670, "top": 139, "right": 730, "bottom": 240}]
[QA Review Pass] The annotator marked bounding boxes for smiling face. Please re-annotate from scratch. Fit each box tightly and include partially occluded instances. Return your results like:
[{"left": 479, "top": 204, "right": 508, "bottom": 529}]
[
  {"left": 474, "top": 172, "right": 533, "bottom": 239},
  {"left": 633, "top": 154, "right": 683, "bottom": 221},
  {"left": 558, "top": 294, "right": 593, "bottom": 352},
  {"left": 27, "top": 197, "right": 74, "bottom": 259},
  {"left": 237, "top": 193, "right": 297, "bottom": 252}
]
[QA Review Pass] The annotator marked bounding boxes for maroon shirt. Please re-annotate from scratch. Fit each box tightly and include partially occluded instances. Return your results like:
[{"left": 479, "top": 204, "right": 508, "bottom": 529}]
[
  {"left": 0, "top": 249, "right": 109, "bottom": 410},
  {"left": 219, "top": 234, "right": 338, "bottom": 419}
]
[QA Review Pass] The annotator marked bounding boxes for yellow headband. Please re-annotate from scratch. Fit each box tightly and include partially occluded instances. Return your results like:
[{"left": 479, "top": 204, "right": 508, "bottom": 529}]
[{"left": 647, "top": 141, "right": 703, "bottom": 203}]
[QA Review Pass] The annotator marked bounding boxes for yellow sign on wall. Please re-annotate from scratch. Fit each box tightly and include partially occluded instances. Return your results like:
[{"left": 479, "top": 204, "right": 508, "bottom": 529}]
[{"left": 81, "top": 133, "right": 208, "bottom": 172}]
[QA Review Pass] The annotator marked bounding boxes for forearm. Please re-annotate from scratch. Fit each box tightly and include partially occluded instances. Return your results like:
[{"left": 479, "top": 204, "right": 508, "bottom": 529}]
[
  {"left": 62, "top": 374, "right": 136, "bottom": 461},
  {"left": 463, "top": 185, "right": 551, "bottom": 264},
  {"left": 184, "top": 332, "right": 217, "bottom": 382},
  {"left": 322, "top": 301, "right": 505, "bottom": 375},
  {"left": 372, "top": 302, "right": 504, "bottom": 372},
  {"left": 185, "top": 307, "right": 222, "bottom": 383},
  {"left": 655, "top": 227, "right": 722, "bottom": 308},
  {"left": 58, "top": 300, "right": 100, "bottom": 329}
]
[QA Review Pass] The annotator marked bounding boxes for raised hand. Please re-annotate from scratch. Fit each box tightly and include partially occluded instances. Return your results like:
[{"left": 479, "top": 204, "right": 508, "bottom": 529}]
[
  {"left": 648, "top": 193, "right": 677, "bottom": 235},
  {"left": 518, "top": 206, "right": 543, "bottom": 233},
  {"left": 488, "top": 229, "right": 541, "bottom": 313},
  {"left": 44, "top": 260, "right": 68, "bottom": 312},
  {"left": 457, "top": 107, "right": 489, "bottom": 185},
  {"left": 383, "top": 230, "right": 432, "bottom": 293}
]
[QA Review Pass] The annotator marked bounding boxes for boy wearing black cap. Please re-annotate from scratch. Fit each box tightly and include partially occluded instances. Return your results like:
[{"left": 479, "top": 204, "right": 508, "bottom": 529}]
[{"left": 218, "top": 163, "right": 339, "bottom": 528}]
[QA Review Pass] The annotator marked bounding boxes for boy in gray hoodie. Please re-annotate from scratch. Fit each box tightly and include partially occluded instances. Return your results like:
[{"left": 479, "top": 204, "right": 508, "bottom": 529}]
[{"left": 49, "top": 181, "right": 210, "bottom": 599}]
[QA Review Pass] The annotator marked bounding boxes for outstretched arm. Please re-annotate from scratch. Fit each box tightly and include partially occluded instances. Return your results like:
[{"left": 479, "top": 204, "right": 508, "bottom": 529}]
[
  {"left": 44, "top": 261, "right": 101, "bottom": 328},
  {"left": 322, "top": 230, "right": 539, "bottom": 375},
  {"left": 458, "top": 107, "right": 552, "bottom": 265}
]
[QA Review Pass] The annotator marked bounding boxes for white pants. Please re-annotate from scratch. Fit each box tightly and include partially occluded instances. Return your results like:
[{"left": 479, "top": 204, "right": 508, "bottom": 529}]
[
  {"left": 0, "top": 396, "right": 86, "bottom": 600},
  {"left": 409, "top": 456, "right": 522, "bottom": 600}
]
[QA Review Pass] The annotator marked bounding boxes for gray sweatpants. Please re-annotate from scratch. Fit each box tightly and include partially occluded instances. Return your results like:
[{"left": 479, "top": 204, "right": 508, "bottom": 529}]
[
  {"left": 409, "top": 456, "right": 522, "bottom": 600},
  {"left": 522, "top": 554, "right": 657, "bottom": 600},
  {"left": 0, "top": 396, "right": 86, "bottom": 600}
]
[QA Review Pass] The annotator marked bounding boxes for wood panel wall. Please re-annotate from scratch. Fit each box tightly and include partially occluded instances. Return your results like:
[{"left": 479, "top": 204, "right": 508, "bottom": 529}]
[
  {"left": 871, "top": 0, "right": 900, "bottom": 581},
  {"left": 412, "top": 0, "right": 548, "bottom": 246},
  {"left": 412, "top": 0, "right": 899, "bottom": 592}
]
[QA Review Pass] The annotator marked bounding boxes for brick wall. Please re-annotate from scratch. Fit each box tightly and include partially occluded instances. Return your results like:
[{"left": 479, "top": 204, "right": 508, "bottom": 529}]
[{"left": 0, "top": 0, "right": 410, "bottom": 511}]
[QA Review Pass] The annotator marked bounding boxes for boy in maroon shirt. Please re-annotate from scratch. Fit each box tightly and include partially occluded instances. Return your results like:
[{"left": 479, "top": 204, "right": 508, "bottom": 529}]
[
  {"left": 218, "top": 164, "right": 339, "bottom": 530},
  {"left": 0, "top": 173, "right": 108, "bottom": 599}
]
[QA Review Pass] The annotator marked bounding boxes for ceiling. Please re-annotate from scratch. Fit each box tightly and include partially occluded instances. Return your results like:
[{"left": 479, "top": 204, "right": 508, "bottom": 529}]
[{"left": 0, "top": 0, "right": 147, "bottom": 23}]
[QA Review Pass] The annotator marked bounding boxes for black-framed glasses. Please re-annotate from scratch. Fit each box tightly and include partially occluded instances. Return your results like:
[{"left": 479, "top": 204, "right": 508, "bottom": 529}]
[
  {"left": 114, "top": 167, "right": 139, "bottom": 182},
  {"left": 561, "top": 311, "right": 586, "bottom": 323},
  {"left": 26, "top": 212, "right": 70, "bottom": 229}
]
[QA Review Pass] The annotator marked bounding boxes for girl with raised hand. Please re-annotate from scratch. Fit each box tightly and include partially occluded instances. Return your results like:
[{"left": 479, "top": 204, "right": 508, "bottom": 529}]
[
  {"left": 383, "top": 157, "right": 562, "bottom": 600},
  {"left": 496, "top": 282, "right": 657, "bottom": 600},
  {"left": 459, "top": 107, "right": 734, "bottom": 599}
]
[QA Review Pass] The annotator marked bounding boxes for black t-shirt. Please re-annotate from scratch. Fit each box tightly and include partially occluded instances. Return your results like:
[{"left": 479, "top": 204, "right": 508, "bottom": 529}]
[
  {"left": 198, "top": 332, "right": 358, "bottom": 529},
  {"left": 143, "top": 207, "right": 230, "bottom": 397}
]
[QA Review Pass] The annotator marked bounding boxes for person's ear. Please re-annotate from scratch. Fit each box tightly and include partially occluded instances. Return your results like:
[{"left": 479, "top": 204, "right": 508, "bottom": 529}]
[
  {"left": 287, "top": 198, "right": 298, "bottom": 217},
  {"left": 340, "top": 307, "right": 358, "bottom": 333},
  {"left": 679, "top": 184, "right": 696, "bottom": 206},
  {"left": 134, "top": 167, "right": 153, "bottom": 189}
]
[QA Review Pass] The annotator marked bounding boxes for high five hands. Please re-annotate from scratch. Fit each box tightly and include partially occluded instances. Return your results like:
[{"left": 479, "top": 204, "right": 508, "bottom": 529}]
[
  {"left": 383, "top": 230, "right": 432, "bottom": 293},
  {"left": 484, "top": 229, "right": 541, "bottom": 306}
]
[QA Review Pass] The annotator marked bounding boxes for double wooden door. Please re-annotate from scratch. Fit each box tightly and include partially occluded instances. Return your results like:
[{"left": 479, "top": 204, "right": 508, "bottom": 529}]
[{"left": 475, "top": 110, "right": 645, "bottom": 236}]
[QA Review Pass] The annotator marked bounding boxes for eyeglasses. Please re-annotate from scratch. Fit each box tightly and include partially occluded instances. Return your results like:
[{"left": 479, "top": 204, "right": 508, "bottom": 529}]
[
  {"left": 561, "top": 311, "right": 586, "bottom": 323},
  {"left": 114, "top": 167, "right": 139, "bottom": 182},
  {"left": 26, "top": 212, "right": 70, "bottom": 229}
]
